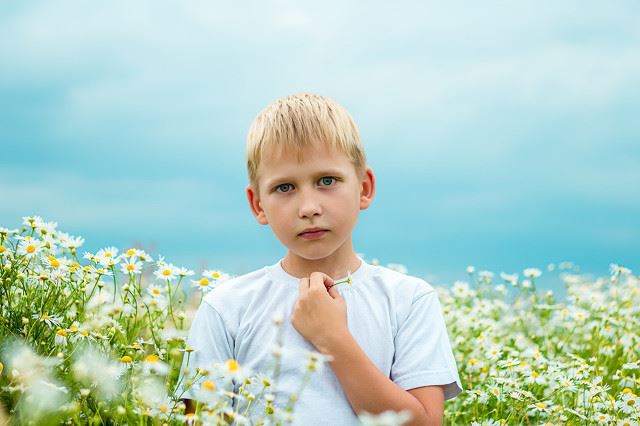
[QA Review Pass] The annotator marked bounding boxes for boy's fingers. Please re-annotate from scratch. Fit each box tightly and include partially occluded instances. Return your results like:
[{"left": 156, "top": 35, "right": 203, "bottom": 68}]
[
  {"left": 298, "top": 277, "right": 310, "bottom": 293},
  {"left": 327, "top": 285, "right": 342, "bottom": 300},
  {"left": 309, "top": 272, "right": 334, "bottom": 291}
]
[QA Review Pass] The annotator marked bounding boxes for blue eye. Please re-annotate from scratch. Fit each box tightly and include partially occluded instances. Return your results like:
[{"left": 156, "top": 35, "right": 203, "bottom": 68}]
[
  {"left": 275, "top": 183, "right": 293, "bottom": 193},
  {"left": 320, "top": 177, "right": 336, "bottom": 186}
]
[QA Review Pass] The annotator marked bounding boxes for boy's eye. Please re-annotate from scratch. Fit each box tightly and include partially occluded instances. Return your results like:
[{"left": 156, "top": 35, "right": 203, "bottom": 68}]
[
  {"left": 274, "top": 177, "right": 337, "bottom": 193},
  {"left": 275, "top": 183, "right": 293, "bottom": 193},
  {"left": 320, "top": 176, "right": 336, "bottom": 186}
]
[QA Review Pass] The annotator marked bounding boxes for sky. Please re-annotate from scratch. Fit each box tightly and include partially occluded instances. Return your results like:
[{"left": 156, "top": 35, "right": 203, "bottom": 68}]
[{"left": 1, "top": 1, "right": 639, "bottom": 289}]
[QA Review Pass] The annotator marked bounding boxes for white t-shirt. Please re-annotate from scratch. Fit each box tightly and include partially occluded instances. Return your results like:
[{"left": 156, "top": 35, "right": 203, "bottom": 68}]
[{"left": 181, "top": 257, "right": 462, "bottom": 425}]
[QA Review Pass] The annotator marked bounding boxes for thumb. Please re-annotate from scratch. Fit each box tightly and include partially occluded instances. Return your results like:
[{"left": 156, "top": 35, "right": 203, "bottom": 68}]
[{"left": 327, "top": 285, "right": 343, "bottom": 300}]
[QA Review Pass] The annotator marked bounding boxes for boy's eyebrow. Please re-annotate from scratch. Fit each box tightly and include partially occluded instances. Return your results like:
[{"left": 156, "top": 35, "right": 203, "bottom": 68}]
[{"left": 264, "top": 169, "right": 346, "bottom": 187}]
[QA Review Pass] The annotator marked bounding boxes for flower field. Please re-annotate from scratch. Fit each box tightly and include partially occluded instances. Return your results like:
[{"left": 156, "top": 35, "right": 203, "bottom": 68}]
[{"left": 0, "top": 216, "right": 638, "bottom": 425}]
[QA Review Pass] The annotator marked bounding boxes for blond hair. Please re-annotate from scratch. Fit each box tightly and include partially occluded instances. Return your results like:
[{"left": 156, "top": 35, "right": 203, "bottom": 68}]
[{"left": 246, "top": 93, "right": 366, "bottom": 191}]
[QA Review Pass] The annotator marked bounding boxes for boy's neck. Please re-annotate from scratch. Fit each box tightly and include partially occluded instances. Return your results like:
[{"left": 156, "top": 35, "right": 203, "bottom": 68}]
[{"left": 281, "top": 250, "right": 362, "bottom": 280}]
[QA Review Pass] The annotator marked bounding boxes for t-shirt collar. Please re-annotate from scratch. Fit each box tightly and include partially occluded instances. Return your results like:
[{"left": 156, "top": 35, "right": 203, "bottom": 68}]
[{"left": 267, "top": 255, "right": 368, "bottom": 289}]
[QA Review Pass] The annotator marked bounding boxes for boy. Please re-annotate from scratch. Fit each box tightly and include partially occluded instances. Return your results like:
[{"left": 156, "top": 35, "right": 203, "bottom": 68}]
[{"left": 181, "top": 93, "right": 461, "bottom": 425}]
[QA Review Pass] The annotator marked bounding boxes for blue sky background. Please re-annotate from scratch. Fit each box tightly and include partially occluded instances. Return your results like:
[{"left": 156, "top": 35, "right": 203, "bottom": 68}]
[{"left": 1, "top": 1, "right": 639, "bottom": 289}]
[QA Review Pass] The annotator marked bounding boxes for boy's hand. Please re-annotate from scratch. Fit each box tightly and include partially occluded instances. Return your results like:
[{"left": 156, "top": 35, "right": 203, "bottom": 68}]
[{"left": 291, "top": 272, "right": 349, "bottom": 352}]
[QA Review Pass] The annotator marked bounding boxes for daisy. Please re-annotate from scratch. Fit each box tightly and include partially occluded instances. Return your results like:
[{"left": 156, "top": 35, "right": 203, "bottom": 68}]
[
  {"left": 46, "top": 256, "right": 69, "bottom": 272},
  {"left": 500, "top": 272, "right": 518, "bottom": 285},
  {"left": 141, "top": 354, "right": 169, "bottom": 375},
  {"left": 22, "top": 215, "right": 44, "bottom": 228},
  {"left": 58, "top": 232, "right": 85, "bottom": 250},
  {"left": 0, "top": 245, "right": 11, "bottom": 257},
  {"left": 32, "top": 313, "right": 62, "bottom": 328},
  {"left": 17, "top": 238, "right": 45, "bottom": 259},
  {"left": 528, "top": 400, "right": 551, "bottom": 414},
  {"left": 202, "top": 269, "right": 230, "bottom": 282},
  {"left": 36, "top": 220, "right": 58, "bottom": 236},
  {"left": 0, "top": 226, "right": 19, "bottom": 238},
  {"left": 120, "top": 258, "right": 143, "bottom": 275},
  {"left": 96, "top": 247, "right": 120, "bottom": 267},
  {"left": 220, "top": 358, "right": 252, "bottom": 382},
  {"left": 154, "top": 264, "right": 178, "bottom": 281},
  {"left": 147, "top": 285, "right": 165, "bottom": 298},
  {"left": 525, "top": 370, "right": 547, "bottom": 386},
  {"left": 54, "top": 329, "right": 68, "bottom": 346},
  {"left": 618, "top": 393, "right": 639, "bottom": 415},
  {"left": 96, "top": 246, "right": 119, "bottom": 260},
  {"left": 191, "top": 277, "right": 214, "bottom": 292},
  {"left": 478, "top": 270, "right": 494, "bottom": 284},
  {"left": 558, "top": 377, "right": 578, "bottom": 392},
  {"left": 358, "top": 410, "right": 412, "bottom": 426},
  {"left": 119, "top": 355, "right": 134, "bottom": 368},
  {"left": 174, "top": 266, "right": 195, "bottom": 277},
  {"left": 137, "top": 250, "right": 153, "bottom": 262},
  {"left": 122, "top": 248, "right": 142, "bottom": 258},
  {"left": 523, "top": 268, "right": 542, "bottom": 279},
  {"left": 486, "top": 346, "right": 503, "bottom": 361}
]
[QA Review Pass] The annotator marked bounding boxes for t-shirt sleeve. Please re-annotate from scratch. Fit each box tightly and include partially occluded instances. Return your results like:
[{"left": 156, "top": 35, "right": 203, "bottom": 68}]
[
  {"left": 179, "top": 300, "right": 235, "bottom": 400},
  {"left": 390, "top": 287, "right": 462, "bottom": 400}
]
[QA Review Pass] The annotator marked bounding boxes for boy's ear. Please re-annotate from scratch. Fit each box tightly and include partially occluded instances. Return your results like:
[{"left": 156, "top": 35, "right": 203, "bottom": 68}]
[
  {"left": 359, "top": 166, "right": 376, "bottom": 210},
  {"left": 246, "top": 184, "right": 269, "bottom": 225}
]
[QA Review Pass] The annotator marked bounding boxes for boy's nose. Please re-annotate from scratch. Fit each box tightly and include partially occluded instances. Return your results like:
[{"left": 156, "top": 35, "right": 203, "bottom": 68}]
[{"left": 297, "top": 191, "right": 322, "bottom": 218}]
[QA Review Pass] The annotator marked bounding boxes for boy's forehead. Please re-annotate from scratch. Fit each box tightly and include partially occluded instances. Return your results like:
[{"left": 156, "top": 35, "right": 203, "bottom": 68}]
[
  {"left": 261, "top": 142, "right": 349, "bottom": 166},
  {"left": 258, "top": 143, "right": 353, "bottom": 182}
]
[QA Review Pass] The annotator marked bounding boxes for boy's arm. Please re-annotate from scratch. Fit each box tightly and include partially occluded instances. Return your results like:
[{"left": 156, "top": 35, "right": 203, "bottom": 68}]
[
  {"left": 318, "top": 329, "right": 444, "bottom": 425},
  {"left": 292, "top": 272, "right": 445, "bottom": 425}
]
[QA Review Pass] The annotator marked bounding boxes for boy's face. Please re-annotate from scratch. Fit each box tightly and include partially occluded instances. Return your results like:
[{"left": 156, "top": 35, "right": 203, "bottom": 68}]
[{"left": 246, "top": 142, "right": 375, "bottom": 264}]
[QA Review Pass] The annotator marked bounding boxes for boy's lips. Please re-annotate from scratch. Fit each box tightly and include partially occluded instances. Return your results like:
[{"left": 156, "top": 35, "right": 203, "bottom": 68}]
[
  {"left": 298, "top": 228, "right": 329, "bottom": 239},
  {"left": 298, "top": 227, "right": 329, "bottom": 236}
]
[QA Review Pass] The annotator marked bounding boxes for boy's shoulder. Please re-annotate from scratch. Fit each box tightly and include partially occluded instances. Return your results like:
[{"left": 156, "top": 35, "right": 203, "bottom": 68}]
[
  {"left": 201, "top": 265, "right": 271, "bottom": 307},
  {"left": 368, "top": 262, "right": 436, "bottom": 298}
]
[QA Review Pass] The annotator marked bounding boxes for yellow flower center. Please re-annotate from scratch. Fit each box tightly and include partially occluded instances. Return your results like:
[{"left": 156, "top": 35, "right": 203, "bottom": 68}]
[
  {"left": 132, "top": 343, "right": 141, "bottom": 350},
  {"left": 623, "top": 388, "right": 633, "bottom": 394},
  {"left": 144, "top": 354, "right": 160, "bottom": 363},
  {"left": 56, "top": 329, "right": 67, "bottom": 337},
  {"left": 120, "top": 355, "right": 133, "bottom": 363},
  {"left": 628, "top": 399, "right": 636, "bottom": 406},
  {"left": 226, "top": 359, "right": 240, "bottom": 372},
  {"left": 127, "top": 264, "right": 135, "bottom": 271},
  {"left": 42, "top": 314, "right": 50, "bottom": 320},
  {"left": 126, "top": 249, "right": 136, "bottom": 256},
  {"left": 202, "top": 380, "right": 216, "bottom": 391},
  {"left": 79, "top": 330, "right": 89, "bottom": 336},
  {"left": 469, "top": 359, "right": 479, "bottom": 365},
  {"left": 69, "top": 325, "right": 79, "bottom": 332},
  {"left": 105, "top": 253, "right": 112, "bottom": 257},
  {"left": 0, "top": 246, "right": 6, "bottom": 253},
  {"left": 199, "top": 278, "right": 210, "bottom": 287},
  {"left": 27, "top": 245, "right": 36, "bottom": 253},
  {"left": 535, "top": 402, "right": 546, "bottom": 409},
  {"left": 531, "top": 372, "right": 539, "bottom": 378},
  {"left": 152, "top": 288, "right": 161, "bottom": 295},
  {"left": 51, "top": 259, "right": 60, "bottom": 268},
  {"left": 212, "top": 272, "right": 221, "bottom": 279},
  {"left": 162, "top": 269, "right": 171, "bottom": 276},
  {"left": 492, "top": 387, "right": 500, "bottom": 395}
]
